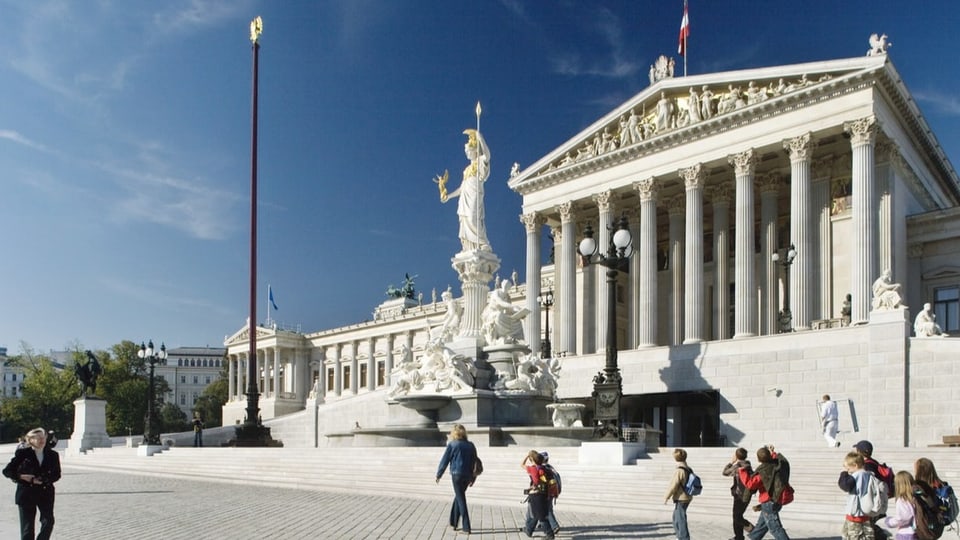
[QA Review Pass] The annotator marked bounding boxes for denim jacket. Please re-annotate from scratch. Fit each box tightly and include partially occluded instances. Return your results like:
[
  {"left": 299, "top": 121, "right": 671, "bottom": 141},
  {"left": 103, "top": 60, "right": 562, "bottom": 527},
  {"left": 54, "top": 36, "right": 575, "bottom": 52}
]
[{"left": 436, "top": 439, "right": 477, "bottom": 479}]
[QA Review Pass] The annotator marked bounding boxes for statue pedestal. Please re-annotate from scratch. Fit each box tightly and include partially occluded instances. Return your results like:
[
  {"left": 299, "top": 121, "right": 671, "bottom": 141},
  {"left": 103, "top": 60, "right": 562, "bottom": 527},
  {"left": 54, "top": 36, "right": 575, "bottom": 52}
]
[
  {"left": 484, "top": 343, "right": 530, "bottom": 389},
  {"left": 67, "top": 397, "right": 112, "bottom": 455}
]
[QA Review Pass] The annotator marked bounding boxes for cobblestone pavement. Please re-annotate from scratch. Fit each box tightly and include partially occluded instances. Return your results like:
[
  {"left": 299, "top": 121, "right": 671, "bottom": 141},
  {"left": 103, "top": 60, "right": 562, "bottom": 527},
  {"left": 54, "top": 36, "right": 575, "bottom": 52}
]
[{"left": 0, "top": 466, "right": 842, "bottom": 539}]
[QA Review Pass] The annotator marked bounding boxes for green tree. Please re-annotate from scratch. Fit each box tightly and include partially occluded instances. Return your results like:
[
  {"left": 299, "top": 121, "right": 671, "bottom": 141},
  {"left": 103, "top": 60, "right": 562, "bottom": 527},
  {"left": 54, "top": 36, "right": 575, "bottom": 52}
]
[
  {"left": 193, "top": 375, "right": 227, "bottom": 428},
  {"left": 159, "top": 402, "right": 190, "bottom": 433},
  {"left": 0, "top": 345, "right": 78, "bottom": 442}
]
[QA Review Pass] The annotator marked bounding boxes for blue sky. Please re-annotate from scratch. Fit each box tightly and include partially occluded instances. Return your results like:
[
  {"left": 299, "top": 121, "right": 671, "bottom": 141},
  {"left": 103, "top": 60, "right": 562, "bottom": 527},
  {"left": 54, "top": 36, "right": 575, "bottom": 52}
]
[{"left": 2, "top": 0, "right": 958, "bottom": 354}]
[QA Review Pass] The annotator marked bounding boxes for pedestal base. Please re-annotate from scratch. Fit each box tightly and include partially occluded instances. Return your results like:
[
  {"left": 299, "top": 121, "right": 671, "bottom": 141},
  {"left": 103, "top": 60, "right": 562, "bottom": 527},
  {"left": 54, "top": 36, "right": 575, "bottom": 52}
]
[
  {"left": 136, "top": 444, "right": 166, "bottom": 457},
  {"left": 578, "top": 441, "right": 646, "bottom": 465},
  {"left": 67, "top": 397, "right": 111, "bottom": 455}
]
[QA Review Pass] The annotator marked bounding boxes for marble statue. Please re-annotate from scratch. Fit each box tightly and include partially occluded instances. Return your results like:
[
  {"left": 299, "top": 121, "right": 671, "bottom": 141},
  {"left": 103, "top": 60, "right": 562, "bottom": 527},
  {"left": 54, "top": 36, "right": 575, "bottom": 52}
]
[
  {"left": 429, "top": 287, "right": 462, "bottom": 343},
  {"left": 436, "top": 128, "right": 491, "bottom": 252},
  {"left": 389, "top": 340, "right": 477, "bottom": 397},
  {"left": 867, "top": 33, "right": 891, "bottom": 56},
  {"left": 746, "top": 81, "right": 767, "bottom": 105},
  {"left": 510, "top": 162, "right": 520, "bottom": 178},
  {"left": 481, "top": 279, "right": 529, "bottom": 345},
  {"left": 840, "top": 293, "right": 852, "bottom": 326},
  {"left": 687, "top": 87, "right": 702, "bottom": 124},
  {"left": 501, "top": 354, "right": 560, "bottom": 397},
  {"left": 625, "top": 110, "right": 642, "bottom": 146},
  {"left": 655, "top": 92, "right": 674, "bottom": 132},
  {"left": 387, "top": 344, "right": 422, "bottom": 398},
  {"left": 914, "top": 303, "right": 947, "bottom": 337},
  {"left": 700, "top": 85, "right": 715, "bottom": 120},
  {"left": 872, "top": 269, "right": 906, "bottom": 310}
]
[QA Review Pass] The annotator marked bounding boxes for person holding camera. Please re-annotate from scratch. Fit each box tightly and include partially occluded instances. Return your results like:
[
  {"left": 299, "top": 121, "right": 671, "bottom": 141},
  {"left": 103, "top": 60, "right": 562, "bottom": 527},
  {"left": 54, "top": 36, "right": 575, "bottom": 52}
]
[{"left": 3, "top": 427, "right": 62, "bottom": 540}]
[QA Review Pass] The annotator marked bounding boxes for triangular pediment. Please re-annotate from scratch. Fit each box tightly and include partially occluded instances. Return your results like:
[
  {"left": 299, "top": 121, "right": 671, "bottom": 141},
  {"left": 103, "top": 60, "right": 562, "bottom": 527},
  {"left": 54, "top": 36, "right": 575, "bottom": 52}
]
[
  {"left": 224, "top": 325, "right": 277, "bottom": 346},
  {"left": 509, "top": 55, "right": 890, "bottom": 193}
]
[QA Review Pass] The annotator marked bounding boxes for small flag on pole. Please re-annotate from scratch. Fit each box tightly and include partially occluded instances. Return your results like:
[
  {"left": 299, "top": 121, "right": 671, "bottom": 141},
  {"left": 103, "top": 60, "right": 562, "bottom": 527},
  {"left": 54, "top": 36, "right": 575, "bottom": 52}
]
[
  {"left": 678, "top": 1, "right": 690, "bottom": 56},
  {"left": 268, "top": 284, "right": 279, "bottom": 310}
]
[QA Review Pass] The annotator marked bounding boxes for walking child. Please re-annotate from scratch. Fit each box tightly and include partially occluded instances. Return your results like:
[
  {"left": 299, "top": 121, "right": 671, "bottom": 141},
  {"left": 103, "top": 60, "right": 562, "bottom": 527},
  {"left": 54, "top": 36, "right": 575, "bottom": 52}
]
[
  {"left": 723, "top": 447, "right": 755, "bottom": 540},
  {"left": 664, "top": 448, "right": 693, "bottom": 540},
  {"left": 883, "top": 471, "right": 917, "bottom": 540}
]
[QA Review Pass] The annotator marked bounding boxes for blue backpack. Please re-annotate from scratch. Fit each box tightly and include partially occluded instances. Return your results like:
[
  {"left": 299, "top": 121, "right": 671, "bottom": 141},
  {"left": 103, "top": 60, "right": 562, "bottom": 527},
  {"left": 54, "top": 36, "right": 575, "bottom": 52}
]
[{"left": 681, "top": 466, "right": 703, "bottom": 496}]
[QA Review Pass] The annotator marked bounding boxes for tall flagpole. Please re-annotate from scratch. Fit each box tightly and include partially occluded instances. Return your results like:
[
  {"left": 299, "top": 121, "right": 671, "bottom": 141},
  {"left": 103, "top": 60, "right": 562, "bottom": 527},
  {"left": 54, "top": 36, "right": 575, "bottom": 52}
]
[{"left": 683, "top": 0, "right": 688, "bottom": 77}]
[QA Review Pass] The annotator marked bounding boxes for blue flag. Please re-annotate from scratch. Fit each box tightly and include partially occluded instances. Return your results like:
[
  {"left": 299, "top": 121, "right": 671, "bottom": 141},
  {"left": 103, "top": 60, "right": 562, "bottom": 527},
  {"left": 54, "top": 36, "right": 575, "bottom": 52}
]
[{"left": 268, "top": 285, "right": 279, "bottom": 310}]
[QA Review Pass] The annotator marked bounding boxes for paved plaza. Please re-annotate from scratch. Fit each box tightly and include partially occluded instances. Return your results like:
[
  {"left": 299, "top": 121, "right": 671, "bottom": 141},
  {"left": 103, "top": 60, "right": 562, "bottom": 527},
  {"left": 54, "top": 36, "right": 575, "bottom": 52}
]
[{"left": 0, "top": 464, "right": 844, "bottom": 539}]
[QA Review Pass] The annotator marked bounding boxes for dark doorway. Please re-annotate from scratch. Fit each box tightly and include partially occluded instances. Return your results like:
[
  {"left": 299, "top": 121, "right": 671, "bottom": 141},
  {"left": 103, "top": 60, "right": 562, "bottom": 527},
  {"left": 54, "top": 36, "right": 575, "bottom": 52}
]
[{"left": 623, "top": 390, "right": 721, "bottom": 447}]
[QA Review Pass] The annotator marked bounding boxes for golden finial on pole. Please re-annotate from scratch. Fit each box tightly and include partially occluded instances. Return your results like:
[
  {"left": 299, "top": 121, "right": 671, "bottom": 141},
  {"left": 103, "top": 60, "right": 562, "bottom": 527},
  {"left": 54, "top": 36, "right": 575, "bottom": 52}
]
[{"left": 250, "top": 16, "right": 263, "bottom": 44}]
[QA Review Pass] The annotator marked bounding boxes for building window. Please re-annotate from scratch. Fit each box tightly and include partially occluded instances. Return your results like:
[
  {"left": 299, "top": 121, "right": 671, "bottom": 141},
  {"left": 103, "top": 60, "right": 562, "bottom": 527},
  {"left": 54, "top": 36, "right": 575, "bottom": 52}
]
[
  {"left": 181, "top": 375, "right": 186, "bottom": 384},
  {"left": 326, "top": 368, "right": 334, "bottom": 392},
  {"left": 205, "top": 376, "right": 211, "bottom": 384},
  {"left": 343, "top": 366, "right": 351, "bottom": 391},
  {"left": 193, "top": 375, "right": 198, "bottom": 384},
  {"left": 377, "top": 361, "right": 385, "bottom": 387},
  {"left": 360, "top": 364, "right": 368, "bottom": 387},
  {"left": 11, "top": 374, "right": 15, "bottom": 382},
  {"left": 934, "top": 286, "right": 960, "bottom": 333},
  {"left": 180, "top": 394, "right": 186, "bottom": 405},
  {"left": 192, "top": 392, "right": 198, "bottom": 404}
]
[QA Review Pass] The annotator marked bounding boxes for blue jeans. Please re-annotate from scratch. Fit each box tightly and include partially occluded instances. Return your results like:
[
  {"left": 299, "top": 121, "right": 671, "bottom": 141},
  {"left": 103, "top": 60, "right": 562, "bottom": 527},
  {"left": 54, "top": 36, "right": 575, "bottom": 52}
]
[
  {"left": 673, "top": 501, "right": 690, "bottom": 540},
  {"left": 524, "top": 495, "right": 557, "bottom": 537},
  {"left": 448, "top": 475, "right": 471, "bottom": 532},
  {"left": 194, "top": 431, "right": 202, "bottom": 447},
  {"left": 749, "top": 501, "right": 790, "bottom": 540}
]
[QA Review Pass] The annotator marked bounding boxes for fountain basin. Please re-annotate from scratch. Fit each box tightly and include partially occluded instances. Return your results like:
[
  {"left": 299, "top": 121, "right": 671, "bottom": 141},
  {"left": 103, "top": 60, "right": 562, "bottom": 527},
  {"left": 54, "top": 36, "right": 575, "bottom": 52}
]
[
  {"left": 394, "top": 394, "right": 452, "bottom": 427},
  {"left": 546, "top": 402, "right": 586, "bottom": 428}
]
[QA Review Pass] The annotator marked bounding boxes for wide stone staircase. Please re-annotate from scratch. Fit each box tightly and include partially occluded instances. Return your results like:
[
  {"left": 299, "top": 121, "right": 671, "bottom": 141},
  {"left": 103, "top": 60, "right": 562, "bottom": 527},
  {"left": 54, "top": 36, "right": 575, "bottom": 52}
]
[{"left": 54, "top": 444, "right": 960, "bottom": 525}]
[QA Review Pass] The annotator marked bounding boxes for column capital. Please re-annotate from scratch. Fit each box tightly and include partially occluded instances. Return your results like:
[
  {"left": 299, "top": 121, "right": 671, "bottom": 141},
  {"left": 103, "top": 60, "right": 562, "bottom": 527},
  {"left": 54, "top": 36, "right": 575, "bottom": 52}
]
[
  {"left": 875, "top": 137, "right": 897, "bottom": 163},
  {"left": 728, "top": 148, "right": 758, "bottom": 176},
  {"left": 843, "top": 116, "right": 879, "bottom": 146},
  {"left": 633, "top": 177, "right": 660, "bottom": 202},
  {"left": 757, "top": 171, "right": 782, "bottom": 194},
  {"left": 680, "top": 163, "right": 705, "bottom": 191},
  {"left": 783, "top": 132, "right": 815, "bottom": 162},
  {"left": 519, "top": 211, "right": 545, "bottom": 233},
  {"left": 707, "top": 181, "right": 734, "bottom": 204},
  {"left": 666, "top": 194, "right": 686, "bottom": 216},
  {"left": 593, "top": 190, "right": 614, "bottom": 212},
  {"left": 550, "top": 224, "right": 562, "bottom": 241},
  {"left": 557, "top": 201, "right": 577, "bottom": 223}
]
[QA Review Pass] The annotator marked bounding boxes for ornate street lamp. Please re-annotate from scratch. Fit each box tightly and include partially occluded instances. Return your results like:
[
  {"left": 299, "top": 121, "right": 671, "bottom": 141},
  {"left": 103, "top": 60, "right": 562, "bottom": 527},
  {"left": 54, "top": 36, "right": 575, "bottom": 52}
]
[
  {"left": 578, "top": 215, "right": 633, "bottom": 440},
  {"left": 538, "top": 289, "right": 554, "bottom": 359},
  {"left": 772, "top": 243, "right": 797, "bottom": 333},
  {"left": 137, "top": 340, "right": 167, "bottom": 446}
]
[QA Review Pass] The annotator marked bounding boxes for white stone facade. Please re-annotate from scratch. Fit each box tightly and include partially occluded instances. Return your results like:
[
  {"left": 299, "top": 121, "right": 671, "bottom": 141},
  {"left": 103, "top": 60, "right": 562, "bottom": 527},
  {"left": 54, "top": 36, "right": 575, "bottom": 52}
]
[{"left": 224, "top": 51, "right": 960, "bottom": 449}]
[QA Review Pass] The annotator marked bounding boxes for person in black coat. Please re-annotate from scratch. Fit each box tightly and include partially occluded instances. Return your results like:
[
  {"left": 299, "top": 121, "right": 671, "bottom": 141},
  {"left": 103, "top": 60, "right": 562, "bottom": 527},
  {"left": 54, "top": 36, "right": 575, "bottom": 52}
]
[{"left": 3, "top": 427, "right": 61, "bottom": 540}]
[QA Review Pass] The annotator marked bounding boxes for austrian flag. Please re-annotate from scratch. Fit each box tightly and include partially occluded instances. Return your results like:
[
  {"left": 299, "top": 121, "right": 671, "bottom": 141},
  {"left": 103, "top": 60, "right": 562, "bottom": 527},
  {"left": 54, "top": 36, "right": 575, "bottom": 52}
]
[{"left": 678, "top": 2, "right": 689, "bottom": 56}]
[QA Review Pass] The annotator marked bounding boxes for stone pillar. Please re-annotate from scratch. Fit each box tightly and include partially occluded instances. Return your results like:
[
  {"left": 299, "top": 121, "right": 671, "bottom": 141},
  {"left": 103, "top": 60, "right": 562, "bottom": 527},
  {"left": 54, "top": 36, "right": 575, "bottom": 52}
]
[
  {"left": 680, "top": 164, "right": 705, "bottom": 343},
  {"left": 273, "top": 347, "right": 281, "bottom": 396},
  {"left": 634, "top": 178, "right": 659, "bottom": 347},
  {"left": 729, "top": 149, "right": 759, "bottom": 338},
  {"left": 551, "top": 225, "right": 563, "bottom": 353},
  {"left": 367, "top": 337, "right": 376, "bottom": 390},
  {"left": 558, "top": 202, "right": 578, "bottom": 356},
  {"left": 332, "top": 344, "right": 342, "bottom": 397},
  {"left": 228, "top": 355, "right": 236, "bottom": 400},
  {"left": 667, "top": 194, "right": 685, "bottom": 345},
  {"left": 580, "top": 217, "right": 596, "bottom": 355},
  {"left": 452, "top": 250, "right": 500, "bottom": 340},
  {"left": 348, "top": 341, "right": 358, "bottom": 394},
  {"left": 813, "top": 157, "right": 833, "bottom": 320},
  {"left": 759, "top": 172, "right": 781, "bottom": 335},
  {"left": 237, "top": 355, "right": 245, "bottom": 400},
  {"left": 384, "top": 335, "right": 395, "bottom": 386},
  {"left": 844, "top": 116, "right": 879, "bottom": 324},
  {"left": 594, "top": 190, "right": 614, "bottom": 352},
  {"left": 785, "top": 132, "right": 814, "bottom": 331},
  {"left": 627, "top": 205, "right": 641, "bottom": 348},
  {"left": 521, "top": 212, "right": 545, "bottom": 353},
  {"left": 876, "top": 139, "right": 895, "bottom": 282},
  {"left": 709, "top": 182, "right": 732, "bottom": 340}
]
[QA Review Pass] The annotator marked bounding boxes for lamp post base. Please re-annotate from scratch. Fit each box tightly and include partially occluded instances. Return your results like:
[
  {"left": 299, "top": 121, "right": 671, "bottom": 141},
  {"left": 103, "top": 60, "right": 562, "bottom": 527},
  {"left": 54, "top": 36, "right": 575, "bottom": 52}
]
[{"left": 592, "top": 380, "right": 622, "bottom": 441}]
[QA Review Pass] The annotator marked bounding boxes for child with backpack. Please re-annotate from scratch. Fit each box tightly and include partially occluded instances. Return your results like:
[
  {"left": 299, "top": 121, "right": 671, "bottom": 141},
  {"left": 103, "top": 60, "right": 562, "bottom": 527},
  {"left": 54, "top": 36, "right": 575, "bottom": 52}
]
[
  {"left": 723, "top": 447, "right": 755, "bottom": 540},
  {"left": 837, "top": 451, "right": 887, "bottom": 540},
  {"left": 914, "top": 457, "right": 959, "bottom": 531},
  {"left": 522, "top": 450, "right": 555, "bottom": 540},
  {"left": 739, "top": 446, "right": 791, "bottom": 540},
  {"left": 884, "top": 471, "right": 918, "bottom": 540},
  {"left": 854, "top": 440, "right": 895, "bottom": 538},
  {"left": 664, "top": 448, "right": 695, "bottom": 540},
  {"left": 539, "top": 451, "right": 561, "bottom": 536}
]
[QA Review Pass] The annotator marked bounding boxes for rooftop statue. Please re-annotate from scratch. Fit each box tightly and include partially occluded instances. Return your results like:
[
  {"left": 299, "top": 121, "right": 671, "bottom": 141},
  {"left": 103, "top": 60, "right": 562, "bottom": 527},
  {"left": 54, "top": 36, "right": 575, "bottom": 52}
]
[
  {"left": 386, "top": 273, "right": 417, "bottom": 299},
  {"left": 435, "top": 106, "right": 491, "bottom": 252},
  {"left": 867, "top": 33, "right": 891, "bottom": 56}
]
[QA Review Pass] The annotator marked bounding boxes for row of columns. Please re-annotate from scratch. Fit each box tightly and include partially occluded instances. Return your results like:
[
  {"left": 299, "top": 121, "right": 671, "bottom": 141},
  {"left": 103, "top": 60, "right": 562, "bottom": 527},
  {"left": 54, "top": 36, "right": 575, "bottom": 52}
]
[{"left": 522, "top": 116, "right": 885, "bottom": 356}]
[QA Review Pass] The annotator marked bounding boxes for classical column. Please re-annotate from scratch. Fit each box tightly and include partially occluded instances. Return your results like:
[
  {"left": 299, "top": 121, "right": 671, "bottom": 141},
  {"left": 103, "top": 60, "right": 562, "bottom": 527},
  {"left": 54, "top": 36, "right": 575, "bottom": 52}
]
[
  {"left": 627, "top": 205, "right": 641, "bottom": 348},
  {"left": 759, "top": 172, "right": 781, "bottom": 335},
  {"left": 876, "top": 139, "right": 895, "bottom": 280},
  {"left": 366, "top": 337, "right": 376, "bottom": 390},
  {"left": 710, "top": 182, "right": 733, "bottom": 340},
  {"left": 580, "top": 217, "right": 596, "bottom": 354},
  {"left": 594, "top": 190, "right": 614, "bottom": 352},
  {"left": 273, "top": 347, "right": 281, "bottom": 396},
  {"left": 785, "top": 132, "right": 814, "bottom": 330},
  {"left": 551, "top": 225, "right": 563, "bottom": 353},
  {"left": 667, "top": 194, "right": 685, "bottom": 345},
  {"left": 384, "top": 335, "right": 395, "bottom": 386},
  {"left": 332, "top": 344, "right": 342, "bottom": 397},
  {"left": 813, "top": 157, "right": 834, "bottom": 321},
  {"left": 520, "top": 212, "right": 545, "bottom": 353},
  {"left": 729, "top": 149, "right": 759, "bottom": 338},
  {"left": 844, "top": 116, "right": 879, "bottom": 324},
  {"left": 228, "top": 355, "right": 236, "bottom": 400},
  {"left": 558, "top": 202, "right": 577, "bottom": 356},
  {"left": 680, "top": 164, "right": 705, "bottom": 343},
  {"left": 634, "top": 177, "right": 659, "bottom": 347},
  {"left": 347, "top": 341, "right": 358, "bottom": 394},
  {"left": 238, "top": 355, "right": 245, "bottom": 400}
]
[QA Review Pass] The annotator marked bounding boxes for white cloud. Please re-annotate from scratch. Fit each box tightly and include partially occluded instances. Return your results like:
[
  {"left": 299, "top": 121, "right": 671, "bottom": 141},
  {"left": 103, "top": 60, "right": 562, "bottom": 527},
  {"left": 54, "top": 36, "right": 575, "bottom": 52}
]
[
  {"left": 914, "top": 90, "right": 960, "bottom": 117},
  {"left": 0, "top": 130, "right": 51, "bottom": 153}
]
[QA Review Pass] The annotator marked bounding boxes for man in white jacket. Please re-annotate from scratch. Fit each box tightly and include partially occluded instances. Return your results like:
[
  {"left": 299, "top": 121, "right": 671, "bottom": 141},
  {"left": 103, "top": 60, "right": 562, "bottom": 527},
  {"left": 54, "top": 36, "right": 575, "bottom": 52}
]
[{"left": 820, "top": 395, "right": 840, "bottom": 447}]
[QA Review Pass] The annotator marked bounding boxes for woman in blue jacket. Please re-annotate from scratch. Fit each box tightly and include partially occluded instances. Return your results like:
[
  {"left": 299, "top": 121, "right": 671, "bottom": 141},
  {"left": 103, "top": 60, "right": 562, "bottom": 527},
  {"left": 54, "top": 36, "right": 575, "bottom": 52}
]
[{"left": 436, "top": 424, "right": 478, "bottom": 534}]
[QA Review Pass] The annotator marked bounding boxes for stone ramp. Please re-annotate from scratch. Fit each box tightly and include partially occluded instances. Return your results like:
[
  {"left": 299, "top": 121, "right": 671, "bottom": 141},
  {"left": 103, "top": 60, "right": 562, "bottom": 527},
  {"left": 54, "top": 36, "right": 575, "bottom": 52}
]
[{"left": 60, "top": 444, "right": 960, "bottom": 525}]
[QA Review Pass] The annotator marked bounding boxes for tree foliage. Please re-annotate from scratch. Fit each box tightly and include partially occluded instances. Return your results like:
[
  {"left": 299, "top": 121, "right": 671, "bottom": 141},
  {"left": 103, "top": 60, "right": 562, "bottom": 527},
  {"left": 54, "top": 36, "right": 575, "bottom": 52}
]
[
  {"left": 0, "top": 346, "right": 79, "bottom": 442},
  {"left": 159, "top": 402, "right": 190, "bottom": 433},
  {"left": 193, "top": 374, "right": 227, "bottom": 428}
]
